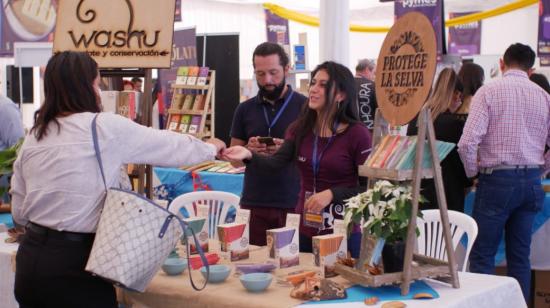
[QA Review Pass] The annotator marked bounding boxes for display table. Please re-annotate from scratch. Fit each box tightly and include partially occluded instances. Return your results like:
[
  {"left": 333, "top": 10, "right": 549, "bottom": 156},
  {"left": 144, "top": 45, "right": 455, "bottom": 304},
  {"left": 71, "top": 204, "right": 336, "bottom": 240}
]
[
  {"left": 120, "top": 244, "right": 526, "bottom": 308},
  {"left": 152, "top": 167, "right": 244, "bottom": 202},
  {"left": 0, "top": 233, "right": 19, "bottom": 308},
  {"left": 464, "top": 189, "right": 550, "bottom": 270}
]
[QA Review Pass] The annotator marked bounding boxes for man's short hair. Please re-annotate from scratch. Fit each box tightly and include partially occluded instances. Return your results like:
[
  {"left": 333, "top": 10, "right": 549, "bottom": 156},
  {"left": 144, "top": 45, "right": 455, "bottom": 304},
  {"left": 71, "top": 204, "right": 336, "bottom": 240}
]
[
  {"left": 252, "top": 42, "right": 289, "bottom": 68},
  {"left": 356, "top": 59, "right": 375, "bottom": 72},
  {"left": 131, "top": 77, "right": 142, "bottom": 83},
  {"left": 503, "top": 43, "right": 536, "bottom": 71}
]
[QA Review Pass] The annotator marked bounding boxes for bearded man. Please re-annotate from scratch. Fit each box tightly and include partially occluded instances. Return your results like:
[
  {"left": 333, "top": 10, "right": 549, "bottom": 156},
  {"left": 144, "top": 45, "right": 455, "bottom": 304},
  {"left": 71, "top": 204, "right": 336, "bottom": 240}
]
[{"left": 229, "top": 42, "right": 306, "bottom": 245}]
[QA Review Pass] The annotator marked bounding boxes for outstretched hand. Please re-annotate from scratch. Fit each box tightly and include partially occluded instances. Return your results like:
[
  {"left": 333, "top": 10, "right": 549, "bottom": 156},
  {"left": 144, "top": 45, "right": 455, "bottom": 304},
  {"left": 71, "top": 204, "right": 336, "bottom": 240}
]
[
  {"left": 206, "top": 138, "right": 226, "bottom": 159},
  {"left": 220, "top": 145, "right": 253, "bottom": 163}
]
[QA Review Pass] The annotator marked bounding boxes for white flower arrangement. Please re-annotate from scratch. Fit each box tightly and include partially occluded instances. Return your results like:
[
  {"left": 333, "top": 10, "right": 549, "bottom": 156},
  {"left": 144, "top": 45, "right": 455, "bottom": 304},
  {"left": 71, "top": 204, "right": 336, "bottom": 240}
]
[{"left": 343, "top": 180, "right": 424, "bottom": 244}]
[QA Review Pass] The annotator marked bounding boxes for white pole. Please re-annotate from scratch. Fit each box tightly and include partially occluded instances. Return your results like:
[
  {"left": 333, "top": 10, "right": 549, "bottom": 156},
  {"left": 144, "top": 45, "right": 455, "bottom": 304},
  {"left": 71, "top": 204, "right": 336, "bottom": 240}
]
[{"left": 319, "top": 0, "right": 350, "bottom": 68}]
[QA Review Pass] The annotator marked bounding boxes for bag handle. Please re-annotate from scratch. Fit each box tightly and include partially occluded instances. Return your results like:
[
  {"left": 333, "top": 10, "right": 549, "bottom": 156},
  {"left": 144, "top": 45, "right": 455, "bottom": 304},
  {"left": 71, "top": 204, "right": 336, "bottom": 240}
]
[
  {"left": 91, "top": 114, "right": 209, "bottom": 291},
  {"left": 176, "top": 216, "right": 210, "bottom": 291},
  {"left": 91, "top": 114, "right": 108, "bottom": 191}
]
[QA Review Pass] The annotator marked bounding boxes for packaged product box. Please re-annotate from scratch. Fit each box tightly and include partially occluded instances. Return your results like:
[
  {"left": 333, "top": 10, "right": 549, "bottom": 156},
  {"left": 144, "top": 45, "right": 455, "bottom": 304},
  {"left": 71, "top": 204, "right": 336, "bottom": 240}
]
[
  {"left": 187, "top": 115, "right": 202, "bottom": 134},
  {"left": 176, "top": 66, "right": 189, "bottom": 84},
  {"left": 197, "top": 67, "right": 209, "bottom": 86},
  {"left": 266, "top": 214, "right": 301, "bottom": 268},
  {"left": 178, "top": 115, "right": 192, "bottom": 133},
  {"left": 182, "top": 204, "right": 209, "bottom": 254},
  {"left": 217, "top": 209, "right": 250, "bottom": 261},
  {"left": 535, "top": 270, "right": 550, "bottom": 308},
  {"left": 186, "top": 66, "right": 200, "bottom": 85},
  {"left": 312, "top": 220, "right": 347, "bottom": 277},
  {"left": 99, "top": 91, "right": 119, "bottom": 114},
  {"left": 168, "top": 114, "right": 181, "bottom": 131},
  {"left": 118, "top": 91, "right": 141, "bottom": 120}
]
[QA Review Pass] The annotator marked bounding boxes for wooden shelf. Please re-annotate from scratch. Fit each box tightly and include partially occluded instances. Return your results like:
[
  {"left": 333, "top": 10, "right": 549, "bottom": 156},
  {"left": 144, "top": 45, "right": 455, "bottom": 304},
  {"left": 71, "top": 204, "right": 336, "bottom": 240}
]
[
  {"left": 351, "top": 107, "right": 460, "bottom": 295},
  {"left": 334, "top": 253, "right": 453, "bottom": 288},
  {"left": 358, "top": 165, "right": 434, "bottom": 180},
  {"left": 334, "top": 263, "right": 450, "bottom": 288},
  {"left": 172, "top": 83, "right": 210, "bottom": 90},
  {"left": 167, "top": 109, "right": 205, "bottom": 115},
  {"left": 195, "top": 132, "right": 211, "bottom": 139},
  {"left": 167, "top": 70, "right": 216, "bottom": 138}
]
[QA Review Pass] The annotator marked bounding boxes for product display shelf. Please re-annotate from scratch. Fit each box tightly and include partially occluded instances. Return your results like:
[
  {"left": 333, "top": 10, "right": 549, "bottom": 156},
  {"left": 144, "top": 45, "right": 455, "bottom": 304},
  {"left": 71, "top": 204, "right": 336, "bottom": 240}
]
[
  {"left": 358, "top": 166, "right": 434, "bottom": 181},
  {"left": 335, "top": 107, "right": 460, "bottom": 295},
  {"left": 166, "top": 70, "right": 216, "bottom": 140}
]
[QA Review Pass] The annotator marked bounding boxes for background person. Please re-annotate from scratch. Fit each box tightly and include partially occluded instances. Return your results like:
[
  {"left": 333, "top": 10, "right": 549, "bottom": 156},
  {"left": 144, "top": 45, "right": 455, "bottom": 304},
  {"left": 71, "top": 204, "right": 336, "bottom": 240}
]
[
  {"left": 530, "top": 73, "right": 550, "bottom": 94},
  {"left": 458, "top": 43, "right": 550, "bottom": 302},
  {"left": 224, "top": 61, "right": 372, "bottom": 257},
  {"left": 10, "top": 51, "right": 225, "bottom": 307},
  {"left": 229, "top": 42, "right": 306, "bottom": 246},
  {"left": 407, "top": 68, "right": 469, "bottom": 212},
  {"left": 455, "top": 62, "right": 484, "bottom": 116},
  {"left": 132, "top": 77, "right": 143, "bottom": 92}
]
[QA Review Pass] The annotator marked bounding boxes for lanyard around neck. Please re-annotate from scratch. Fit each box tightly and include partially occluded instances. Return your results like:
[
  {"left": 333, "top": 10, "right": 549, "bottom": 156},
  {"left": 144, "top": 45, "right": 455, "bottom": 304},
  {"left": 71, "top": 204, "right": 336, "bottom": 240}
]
[
  {"left": 311, "top": 122, "right": 339, "bottom": 193},
  {"left": 261, "top": 90, "right": 294, "bottom": 137}
]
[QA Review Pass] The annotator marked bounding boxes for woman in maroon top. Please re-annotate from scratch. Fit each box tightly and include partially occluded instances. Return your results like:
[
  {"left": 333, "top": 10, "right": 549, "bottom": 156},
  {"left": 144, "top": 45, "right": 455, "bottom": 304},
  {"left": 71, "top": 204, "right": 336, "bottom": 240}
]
[{"left": 223, "top": 61, "right": 372, "bottom": 255}]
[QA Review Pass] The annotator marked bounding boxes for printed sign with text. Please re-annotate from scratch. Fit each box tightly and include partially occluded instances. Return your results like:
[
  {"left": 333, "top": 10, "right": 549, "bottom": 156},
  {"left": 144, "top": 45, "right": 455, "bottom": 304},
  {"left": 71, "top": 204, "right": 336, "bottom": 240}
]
[{"left": 53, "top": 0, "right": 176, "bottom": 68}]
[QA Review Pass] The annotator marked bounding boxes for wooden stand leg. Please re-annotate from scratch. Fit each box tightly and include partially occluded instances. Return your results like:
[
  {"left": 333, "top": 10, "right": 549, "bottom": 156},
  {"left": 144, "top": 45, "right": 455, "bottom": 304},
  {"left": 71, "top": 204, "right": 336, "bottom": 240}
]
[
  {"left": 401, "top": 108, "right": 427, "bottom": 295},
  {"left": 425, "top": 111, "right": 460, "bottom": 288}
]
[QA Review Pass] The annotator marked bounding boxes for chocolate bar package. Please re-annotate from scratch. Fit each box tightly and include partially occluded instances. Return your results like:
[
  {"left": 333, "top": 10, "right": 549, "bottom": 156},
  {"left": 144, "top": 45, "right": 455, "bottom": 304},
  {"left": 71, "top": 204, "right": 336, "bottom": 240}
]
[
  {"left": 217, "top": 209, "right": 250, "bottom": 261},
  {"left": 312, "top": 220, "right": 347, "bottom": 277},
  {"left": 183, "top": 217, "right": 208, "bottom": 254},
  {"left": 266, "top": 214, "right": 300, "bottom": 268}
]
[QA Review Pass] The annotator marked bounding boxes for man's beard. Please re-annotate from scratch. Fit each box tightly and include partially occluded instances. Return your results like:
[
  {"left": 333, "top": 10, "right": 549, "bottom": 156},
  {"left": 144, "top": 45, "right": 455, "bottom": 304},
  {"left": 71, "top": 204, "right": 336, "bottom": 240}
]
[{"left": 258, "top": 78, "right": 286, "bottom": 101}]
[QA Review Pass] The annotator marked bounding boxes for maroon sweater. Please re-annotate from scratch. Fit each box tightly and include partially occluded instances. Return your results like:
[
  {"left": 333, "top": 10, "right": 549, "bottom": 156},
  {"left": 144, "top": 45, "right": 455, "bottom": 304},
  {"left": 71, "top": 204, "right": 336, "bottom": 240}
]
[{"left": 246, "top": 123, "right": 372, "bottom": 238}]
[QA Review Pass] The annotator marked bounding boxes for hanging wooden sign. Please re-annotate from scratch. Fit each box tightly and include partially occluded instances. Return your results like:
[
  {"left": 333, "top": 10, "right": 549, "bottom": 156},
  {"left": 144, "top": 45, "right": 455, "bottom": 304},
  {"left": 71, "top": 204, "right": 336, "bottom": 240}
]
[
  {"left": 53, "top": 0, "right": 176, "bottom": 68},
  {"left": 375, "top": 12, "right": 437, "bottom": 126}
]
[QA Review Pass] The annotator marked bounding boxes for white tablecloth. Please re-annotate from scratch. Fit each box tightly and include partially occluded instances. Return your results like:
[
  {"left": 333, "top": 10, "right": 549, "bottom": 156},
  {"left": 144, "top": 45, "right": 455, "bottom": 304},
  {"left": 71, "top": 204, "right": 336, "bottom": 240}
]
[
  {"left": 124, "top": 243, "right": 526, "bottom": 308},
  {"left": 296, "top": 272, "right": 526, "bottom": 308},
  {"left": 0, "top": 232, "right": 19, "bottom": 308},
  {"left": 1, "top": 232, "right": 526, "bottom": 308}
]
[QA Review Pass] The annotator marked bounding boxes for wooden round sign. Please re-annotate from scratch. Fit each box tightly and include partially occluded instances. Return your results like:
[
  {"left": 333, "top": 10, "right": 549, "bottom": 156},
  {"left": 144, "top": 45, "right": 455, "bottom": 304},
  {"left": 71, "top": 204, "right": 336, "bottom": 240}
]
[{"left": 375, "top": 12, "right": 437, "bottom": 126}]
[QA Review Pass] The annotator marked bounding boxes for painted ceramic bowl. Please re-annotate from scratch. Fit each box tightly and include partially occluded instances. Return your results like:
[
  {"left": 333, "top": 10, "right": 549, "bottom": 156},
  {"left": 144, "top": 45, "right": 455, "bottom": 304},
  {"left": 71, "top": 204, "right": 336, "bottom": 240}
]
[
  {"left": 161, "top": 258, "right": 187, "bottom": 276},
  {"left": 239, "top": 273, "right": 273, "bottom": 292},
  {"left": 200, "top": 264, "right": 231, "bottom": 283}
]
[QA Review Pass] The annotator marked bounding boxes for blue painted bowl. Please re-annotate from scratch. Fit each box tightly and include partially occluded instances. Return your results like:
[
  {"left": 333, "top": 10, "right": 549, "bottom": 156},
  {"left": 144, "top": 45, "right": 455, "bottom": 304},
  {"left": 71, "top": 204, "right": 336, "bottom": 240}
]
[
  {"left": 161, "top": 258, "right": 187, "bottom": 276},
  {"left": 239, "top": 273, "right": 273, "bottom": 292},
  {"left": 200, "top": 264, "right": 231, "bottom": 283}
]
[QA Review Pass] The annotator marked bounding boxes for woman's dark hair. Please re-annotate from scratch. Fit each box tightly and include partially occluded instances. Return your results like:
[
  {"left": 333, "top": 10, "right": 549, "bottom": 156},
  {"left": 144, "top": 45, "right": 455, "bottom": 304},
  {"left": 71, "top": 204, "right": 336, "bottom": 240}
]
[
  {"left": 458, "top": 62, "right": 484, "bottom": 97},
  {"left": 530, "top": 73, "right": 550, "bottom": 94},
  {"left": 289, "top": 61, "right": 359, "bottom": 158},
  {"left": 31, "top": 51, "right": 100, "bottom": 141}
]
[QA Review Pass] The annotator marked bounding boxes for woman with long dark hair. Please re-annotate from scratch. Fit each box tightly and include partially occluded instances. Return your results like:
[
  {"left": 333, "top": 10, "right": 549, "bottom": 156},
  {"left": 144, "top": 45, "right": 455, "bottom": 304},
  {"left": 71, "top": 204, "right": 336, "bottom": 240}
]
[
  {"left": 223, "top": 61, "right": 372, "bottom": 254},
  {"left": 10, "top": 51, "right": 225, "bottom": 307}
]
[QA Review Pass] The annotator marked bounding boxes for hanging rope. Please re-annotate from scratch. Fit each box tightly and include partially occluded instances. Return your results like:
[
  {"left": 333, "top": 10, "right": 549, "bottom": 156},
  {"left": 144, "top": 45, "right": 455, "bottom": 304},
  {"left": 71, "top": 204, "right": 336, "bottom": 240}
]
[{"left": 263, "top": 0, "right": 538, "bottom": 33}]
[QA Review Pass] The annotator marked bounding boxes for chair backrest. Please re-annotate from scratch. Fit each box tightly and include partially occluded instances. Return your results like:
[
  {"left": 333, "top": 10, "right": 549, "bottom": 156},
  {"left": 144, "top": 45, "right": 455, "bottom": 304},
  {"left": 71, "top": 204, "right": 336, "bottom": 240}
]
[
  {"left": 168, "top": 191, "right": 240, "bottom": 239},
  {"left": 416, "top": 209, "right": 478, "bottom": 272}
]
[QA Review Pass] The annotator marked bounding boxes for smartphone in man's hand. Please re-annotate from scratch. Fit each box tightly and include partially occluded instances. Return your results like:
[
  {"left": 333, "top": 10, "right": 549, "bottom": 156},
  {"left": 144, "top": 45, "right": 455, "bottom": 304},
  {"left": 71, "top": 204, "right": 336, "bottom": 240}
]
[{"left": 257, "top": 136, "right": 276, "bottom": 146}]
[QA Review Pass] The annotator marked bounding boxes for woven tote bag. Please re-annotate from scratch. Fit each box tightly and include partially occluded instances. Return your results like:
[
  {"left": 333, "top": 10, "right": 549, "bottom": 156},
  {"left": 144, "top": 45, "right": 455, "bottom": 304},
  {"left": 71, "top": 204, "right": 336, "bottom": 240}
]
[{"left": 85, "top": 114, "right": 209, "bottom": 292}]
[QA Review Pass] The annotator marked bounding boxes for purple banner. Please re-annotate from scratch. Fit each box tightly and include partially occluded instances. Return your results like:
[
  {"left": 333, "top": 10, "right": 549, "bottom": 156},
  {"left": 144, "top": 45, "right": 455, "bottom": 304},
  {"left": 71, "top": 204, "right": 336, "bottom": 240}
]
[
  {"left": 1, "top": 0, "right": 57, "bottom": 56},
  {"left": 448, "top": 12, "right": 481, "bottom": 56},
  {"left": 538, "top": 0, "right": 550, "bottom": 66},
  {"left": 264, "top": 9, "right": 289, "bottom": 46},
  {"left": 158, "top": 28, "right": 197, "bottom": 111},
  {"left": 175, "top": 0, "right": 182, "bottom": 22},
  {"left": 395, "top": 0, "right": 443, "bottom": 56}
]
